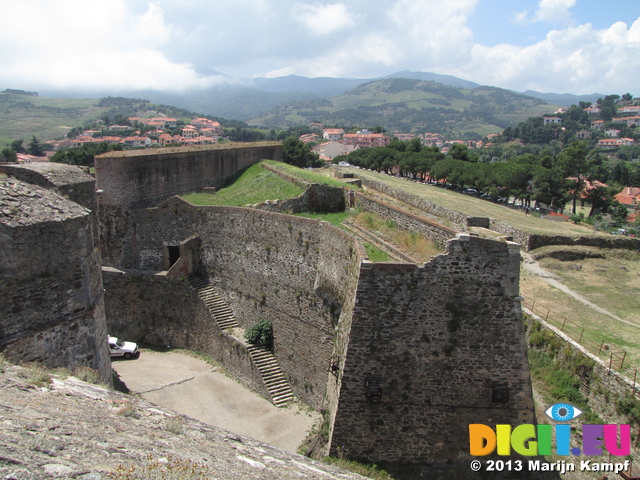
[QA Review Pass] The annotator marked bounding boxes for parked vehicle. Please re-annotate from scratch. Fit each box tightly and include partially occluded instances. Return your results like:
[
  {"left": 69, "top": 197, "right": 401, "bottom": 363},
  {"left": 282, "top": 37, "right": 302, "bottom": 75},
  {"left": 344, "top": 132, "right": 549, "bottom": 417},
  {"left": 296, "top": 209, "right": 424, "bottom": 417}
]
[{"left": 108, "top": 336, "right": 139, "bottom": 359}]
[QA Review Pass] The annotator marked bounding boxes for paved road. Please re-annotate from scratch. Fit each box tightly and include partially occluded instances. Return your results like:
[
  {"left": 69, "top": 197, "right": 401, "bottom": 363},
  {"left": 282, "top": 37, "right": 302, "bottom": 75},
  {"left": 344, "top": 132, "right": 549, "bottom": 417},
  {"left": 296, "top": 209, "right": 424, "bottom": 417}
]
[{"left": 111, "top": 349, "right": 320, "bottom": 453}]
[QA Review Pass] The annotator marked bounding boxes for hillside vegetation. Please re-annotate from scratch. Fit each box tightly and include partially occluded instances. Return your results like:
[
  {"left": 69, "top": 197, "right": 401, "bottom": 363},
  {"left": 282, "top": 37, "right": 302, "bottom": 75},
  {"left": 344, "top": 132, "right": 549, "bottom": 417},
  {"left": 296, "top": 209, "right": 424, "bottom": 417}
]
[
  {"left": 251, "top": 78, "right": 559, "bottom": 138},
  {"left": 0, "top": 93, "right": 244, "bottom": 147}
]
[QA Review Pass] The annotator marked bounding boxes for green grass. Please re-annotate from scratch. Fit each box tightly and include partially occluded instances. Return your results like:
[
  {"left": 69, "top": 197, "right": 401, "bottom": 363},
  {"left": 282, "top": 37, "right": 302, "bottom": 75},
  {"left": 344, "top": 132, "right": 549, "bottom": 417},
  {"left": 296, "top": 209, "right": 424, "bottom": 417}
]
[
  {"left": 182, "top": 163, "right": 304, "bottom": 206},
  {"left": 364, "top": 243, "right": 391, "bottom": 262},
  {"left": 295, "top": 211, "right": 351, "bottom": 227},
  {"left": 349, "top": 168, "right": 608, "bottom": 237},
  {"left": 263, "top": 160, "right": 360, "bottom": 189}
]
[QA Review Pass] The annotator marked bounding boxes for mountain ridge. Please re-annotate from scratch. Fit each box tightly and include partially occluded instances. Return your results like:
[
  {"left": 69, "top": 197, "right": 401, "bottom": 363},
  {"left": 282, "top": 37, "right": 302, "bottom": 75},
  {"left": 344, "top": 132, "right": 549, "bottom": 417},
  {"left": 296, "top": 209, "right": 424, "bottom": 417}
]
[{"left": 36, "top": 70, "right": 604, "bottom": 122}]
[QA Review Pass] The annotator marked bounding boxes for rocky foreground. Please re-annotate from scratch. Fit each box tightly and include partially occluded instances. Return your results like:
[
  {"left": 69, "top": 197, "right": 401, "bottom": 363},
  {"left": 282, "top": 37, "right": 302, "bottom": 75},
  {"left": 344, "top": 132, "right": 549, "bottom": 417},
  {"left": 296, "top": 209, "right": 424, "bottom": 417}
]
[{"left": 0, "top": 362, "right": 368, "bottom": 479}]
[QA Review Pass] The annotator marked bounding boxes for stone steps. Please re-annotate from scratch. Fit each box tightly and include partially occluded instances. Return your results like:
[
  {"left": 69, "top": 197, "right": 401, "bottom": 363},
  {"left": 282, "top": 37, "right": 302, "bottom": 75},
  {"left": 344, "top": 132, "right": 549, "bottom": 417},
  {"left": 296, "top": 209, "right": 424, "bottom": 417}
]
[
  {"left": 187, "top": 275, "right": 239, "bottom": 331},
  {"left": 247, "top": 345, "right": 295, "bottom": 407},
  {"left": 187, "top": 274, "right": 295, "bottom": 407}
]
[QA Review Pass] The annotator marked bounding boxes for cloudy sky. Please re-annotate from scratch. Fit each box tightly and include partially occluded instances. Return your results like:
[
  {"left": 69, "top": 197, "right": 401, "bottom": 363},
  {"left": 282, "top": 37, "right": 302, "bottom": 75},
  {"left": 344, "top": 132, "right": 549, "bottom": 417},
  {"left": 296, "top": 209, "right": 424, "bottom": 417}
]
[{"left": 1, "top": 0, "right": 639, "bottom": 95}]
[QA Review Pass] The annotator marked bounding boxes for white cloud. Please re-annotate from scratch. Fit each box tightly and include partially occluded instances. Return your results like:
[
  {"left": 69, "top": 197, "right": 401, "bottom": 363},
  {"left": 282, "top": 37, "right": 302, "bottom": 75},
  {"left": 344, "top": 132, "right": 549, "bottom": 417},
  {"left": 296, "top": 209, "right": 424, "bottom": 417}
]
[
  {"left": 0, "top": 0, "right": 638, "bottom": 96},
  {"left": 388, "top": 0, "right": 477, "bottom": 66},
  {"left": 514, "top": 0, "right": 576, "bottom": 26},
  {"left": 0, "top": 0, "right": 225, "bottom": 91},
  {"left": 292, "top": 3, "right": 357, "bottom": 36},
  {"left": 461, "top": 19, "right": 640, "bottom": 94}
]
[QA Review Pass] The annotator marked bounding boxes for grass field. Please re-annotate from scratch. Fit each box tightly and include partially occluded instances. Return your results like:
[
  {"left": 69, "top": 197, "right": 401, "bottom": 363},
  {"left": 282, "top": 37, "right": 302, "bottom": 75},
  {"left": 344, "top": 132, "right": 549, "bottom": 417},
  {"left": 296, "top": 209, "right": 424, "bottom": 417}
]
[
  {"left": 0, "top": 95, "right": 102, "bottom": 145},
  {"left": 346, "top": 168, "right": 607, "bottom": 236},
  {"left": 182, "top": 163, "right": 304, "bottom": 206},
  {"left": 262, "top": 160, "right": 360, "bottom": 189},
  {"left": 521, "top": 246, "right": 640, "bottom": 375}
]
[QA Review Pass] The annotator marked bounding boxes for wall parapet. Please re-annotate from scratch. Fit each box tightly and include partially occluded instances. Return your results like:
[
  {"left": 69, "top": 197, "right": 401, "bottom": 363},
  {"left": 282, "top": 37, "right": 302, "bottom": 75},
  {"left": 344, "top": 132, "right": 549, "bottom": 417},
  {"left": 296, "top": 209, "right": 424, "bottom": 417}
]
[{"left": 96, "top": 142, "right": 282, "bottom": 209}]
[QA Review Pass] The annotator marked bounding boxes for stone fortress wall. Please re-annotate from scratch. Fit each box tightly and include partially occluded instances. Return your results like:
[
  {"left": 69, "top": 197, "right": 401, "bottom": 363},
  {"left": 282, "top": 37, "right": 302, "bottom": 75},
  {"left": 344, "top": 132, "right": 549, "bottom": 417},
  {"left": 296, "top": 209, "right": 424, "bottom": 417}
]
[
  {"left": 93, "top": 144, "right": 533, "bottom": 469},
  {"left": 96, "top": 142, "right": 283, "bottom": 266},
  {"left": 0, "top": 143, "right": 534, "bottom": 472},
  {"left": 0, "top": 167, "right": 111, "bottom": 384}
]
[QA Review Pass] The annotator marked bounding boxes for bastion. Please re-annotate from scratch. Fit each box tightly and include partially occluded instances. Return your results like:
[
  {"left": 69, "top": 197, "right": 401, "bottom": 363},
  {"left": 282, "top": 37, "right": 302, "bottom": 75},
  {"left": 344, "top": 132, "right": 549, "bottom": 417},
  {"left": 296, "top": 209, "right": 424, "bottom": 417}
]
[{"left": 0, "top": 174, "right": 111, "bottom": 384}]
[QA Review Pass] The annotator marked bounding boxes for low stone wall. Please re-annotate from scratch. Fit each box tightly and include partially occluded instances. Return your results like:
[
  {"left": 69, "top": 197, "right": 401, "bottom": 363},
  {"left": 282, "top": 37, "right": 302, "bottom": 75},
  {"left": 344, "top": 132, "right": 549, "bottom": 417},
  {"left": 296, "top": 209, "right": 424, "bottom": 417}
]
[
  {"left": 489, "top": 219, "right": 640, "bottom": 251},
  {"left": 103, "top": 269, "right": 270, "bottom": 400},
  {"left": 255, "top": 183, "right": 346, "bottom": 214},
  {"left": 354, "top": 192, "right": 459, "bottom": 247},
  {"left": 355, "top": 176, "right": 472, "bottom": 227}
]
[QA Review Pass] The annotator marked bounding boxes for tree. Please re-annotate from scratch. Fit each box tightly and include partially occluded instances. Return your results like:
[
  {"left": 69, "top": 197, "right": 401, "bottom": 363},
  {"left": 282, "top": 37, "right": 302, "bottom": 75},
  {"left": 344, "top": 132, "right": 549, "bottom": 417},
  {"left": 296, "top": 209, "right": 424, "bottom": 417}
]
[
  {"left": 281, "top": 137, "right": 321, "bottom": 168},
  {"left": 27, "top": 135, "right": 44, "bottom": 156},
  {"left": 10, "top": 139, "right": 25, "bottom": 154},
  {"left": 584, "top": 186, "right": 613, "bottom": 217},
  {"left": 1, "top": 148, "right": 17, "bottom": 162},
  {"left": 610, "top": 202, "right": 630, "bottom": 223}
]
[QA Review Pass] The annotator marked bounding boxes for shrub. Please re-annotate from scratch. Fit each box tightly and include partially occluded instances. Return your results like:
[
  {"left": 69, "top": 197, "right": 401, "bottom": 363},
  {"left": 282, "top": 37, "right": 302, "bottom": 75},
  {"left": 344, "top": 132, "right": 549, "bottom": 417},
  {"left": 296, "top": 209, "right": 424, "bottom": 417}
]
[
  {"left": 245, "top": 318, "right": 273, "bottom": 350},
  {"left": 74, "top": 366, "right": 102, "bottom": 384}
]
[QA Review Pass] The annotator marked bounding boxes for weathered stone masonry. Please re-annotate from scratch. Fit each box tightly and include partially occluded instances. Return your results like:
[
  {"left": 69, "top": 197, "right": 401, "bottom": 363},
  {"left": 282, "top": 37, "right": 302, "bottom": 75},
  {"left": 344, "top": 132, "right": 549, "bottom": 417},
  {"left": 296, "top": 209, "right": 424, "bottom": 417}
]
[
  {"left": 330, "top": 235, "right": 533, "bottom": 463},
  {"left": 97, "top": 142, "right": 283, "bottom": 266},
  {"left": 0, "top": 142, "right": 534, "bottom": 472},
  {"left": 0, "top": 175, "right": 111, "bottom": 384},
  {"left": 92, "top": 145, "right": 534, "bottom": 468}
]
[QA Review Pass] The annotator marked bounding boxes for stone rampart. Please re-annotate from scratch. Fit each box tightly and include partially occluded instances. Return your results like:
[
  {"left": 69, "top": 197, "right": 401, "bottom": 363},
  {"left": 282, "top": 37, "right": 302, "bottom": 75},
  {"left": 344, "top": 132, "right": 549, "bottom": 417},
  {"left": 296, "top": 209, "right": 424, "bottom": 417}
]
[
  {"left": 355, "top": 176, "right": 473, "bottom": 227},
  {"left": 95, "top": 142, "right": 282, "bottom": 209},
  {"left": 354, "top": 192, "right": 459, "bottom": 247},
  {"left": 112, "top": 198, "right": 362, "bottom": 408},
  {"left": 97, "top": 142, "right": 282, "bottom": 266},
  {"left": 0, "top": 177, "right": 111, "bottom": 384},
  {"left": 330, "top": 235, "right": 534, "bottom": 466},
  {"left": 103, "top": 269, "right": 270, "bottom": 400}
]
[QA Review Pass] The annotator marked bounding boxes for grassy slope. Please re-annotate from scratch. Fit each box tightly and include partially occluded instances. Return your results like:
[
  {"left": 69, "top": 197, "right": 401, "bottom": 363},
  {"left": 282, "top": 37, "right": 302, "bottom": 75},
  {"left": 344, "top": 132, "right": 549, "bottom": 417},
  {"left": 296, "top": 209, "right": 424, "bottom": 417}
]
[
  {"left": 0, "top": 95, "right": 103, "bottom": 145},
  {"left": 348, "top": 168, "right": 606, "bottom": 236},
  {"left": 181, "top": 163, "right": 305, "bottom": 206}
]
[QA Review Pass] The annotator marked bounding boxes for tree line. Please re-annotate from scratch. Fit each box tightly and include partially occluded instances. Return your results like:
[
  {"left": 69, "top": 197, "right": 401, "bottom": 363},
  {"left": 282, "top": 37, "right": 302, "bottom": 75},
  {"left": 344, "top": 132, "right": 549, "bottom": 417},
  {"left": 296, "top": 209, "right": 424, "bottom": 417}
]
[{"left": 334, "top": 138, "right": 637, "bottom": 222}]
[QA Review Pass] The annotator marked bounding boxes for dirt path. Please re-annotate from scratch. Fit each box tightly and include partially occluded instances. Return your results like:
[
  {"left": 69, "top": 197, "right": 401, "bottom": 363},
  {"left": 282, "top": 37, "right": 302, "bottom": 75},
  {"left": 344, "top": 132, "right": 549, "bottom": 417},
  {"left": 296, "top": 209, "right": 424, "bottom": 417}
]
[
  {"left": 521, "top": 252, "right": 640, "bottom": 330},
  {"left": 112, "top": 350, "right": 321, "bottom": 453}
]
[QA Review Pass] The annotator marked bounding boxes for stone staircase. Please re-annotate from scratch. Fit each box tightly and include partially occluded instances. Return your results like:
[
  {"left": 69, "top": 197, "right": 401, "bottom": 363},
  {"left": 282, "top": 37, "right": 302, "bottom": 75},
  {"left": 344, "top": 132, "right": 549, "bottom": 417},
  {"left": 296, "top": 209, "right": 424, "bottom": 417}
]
[
  {"left": 187, "top": 274, "right": 295, "bottom": 407},
  {"left": 247, "top": 345, "right": 295, "bottom": 407},
  {"left": 188, "top": 275, "right": 239, "bottom": 330}
]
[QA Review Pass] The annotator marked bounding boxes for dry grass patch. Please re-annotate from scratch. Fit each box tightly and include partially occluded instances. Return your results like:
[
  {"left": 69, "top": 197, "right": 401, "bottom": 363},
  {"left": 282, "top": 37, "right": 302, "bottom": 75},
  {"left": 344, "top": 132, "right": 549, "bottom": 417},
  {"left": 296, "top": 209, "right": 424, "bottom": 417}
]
[
  {"left": 520, "top": 269, "right": 640, "bottom": 374},
  {"left": 534, "top": 247, "right": 640, "bottom": 324},
  {"left": 352, "top": 211, "right": 442, "bottom": 262}
]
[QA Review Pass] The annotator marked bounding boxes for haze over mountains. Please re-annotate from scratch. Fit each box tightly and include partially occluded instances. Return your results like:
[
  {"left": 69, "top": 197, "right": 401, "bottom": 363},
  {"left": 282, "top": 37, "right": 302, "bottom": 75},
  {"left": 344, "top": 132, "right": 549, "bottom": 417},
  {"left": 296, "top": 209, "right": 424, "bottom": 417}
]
[{"left": 38, "top": 71, "right": 604, "bottom": 124}]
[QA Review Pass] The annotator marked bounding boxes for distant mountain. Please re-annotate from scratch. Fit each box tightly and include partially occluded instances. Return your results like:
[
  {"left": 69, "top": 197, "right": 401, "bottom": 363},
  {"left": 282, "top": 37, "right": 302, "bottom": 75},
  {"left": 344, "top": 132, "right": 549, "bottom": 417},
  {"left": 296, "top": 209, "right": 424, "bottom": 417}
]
[
  {"left": 250, "top": 78, "right": 560, "bottom": 138},
  {"left": 251, "top": 75, "right": 365, "bottom": 96},
  {"left": 384, "top": 70, "right": 481, "bottom": 90},
  {"left": 37, "top": 69, "right": 604, "bottom": 123},
  {"left": 518, "top": 90, "right": 604, "bottom": 107}
]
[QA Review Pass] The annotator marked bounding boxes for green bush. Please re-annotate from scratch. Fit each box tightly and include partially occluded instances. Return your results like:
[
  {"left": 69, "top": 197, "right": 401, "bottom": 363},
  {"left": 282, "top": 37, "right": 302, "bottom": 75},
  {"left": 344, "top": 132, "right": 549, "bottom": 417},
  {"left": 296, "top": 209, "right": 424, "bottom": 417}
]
[{"left": 245, "top": 318, "right": 273, "bottom": 350}]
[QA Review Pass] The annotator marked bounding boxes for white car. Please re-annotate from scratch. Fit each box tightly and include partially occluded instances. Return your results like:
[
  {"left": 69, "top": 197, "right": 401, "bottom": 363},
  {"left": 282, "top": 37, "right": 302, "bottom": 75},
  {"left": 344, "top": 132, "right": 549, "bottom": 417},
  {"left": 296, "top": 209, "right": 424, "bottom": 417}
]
[{"left": 108, "top": 336, "right": 139, "bottom": 359}]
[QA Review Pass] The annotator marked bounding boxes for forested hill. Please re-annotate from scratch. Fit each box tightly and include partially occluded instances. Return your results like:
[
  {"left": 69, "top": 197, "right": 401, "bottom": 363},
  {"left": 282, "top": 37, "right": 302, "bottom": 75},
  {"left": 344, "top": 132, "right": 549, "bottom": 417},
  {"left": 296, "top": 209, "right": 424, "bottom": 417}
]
[{"left": 250, "top": 78, "right": 560, "bottom": 139}]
